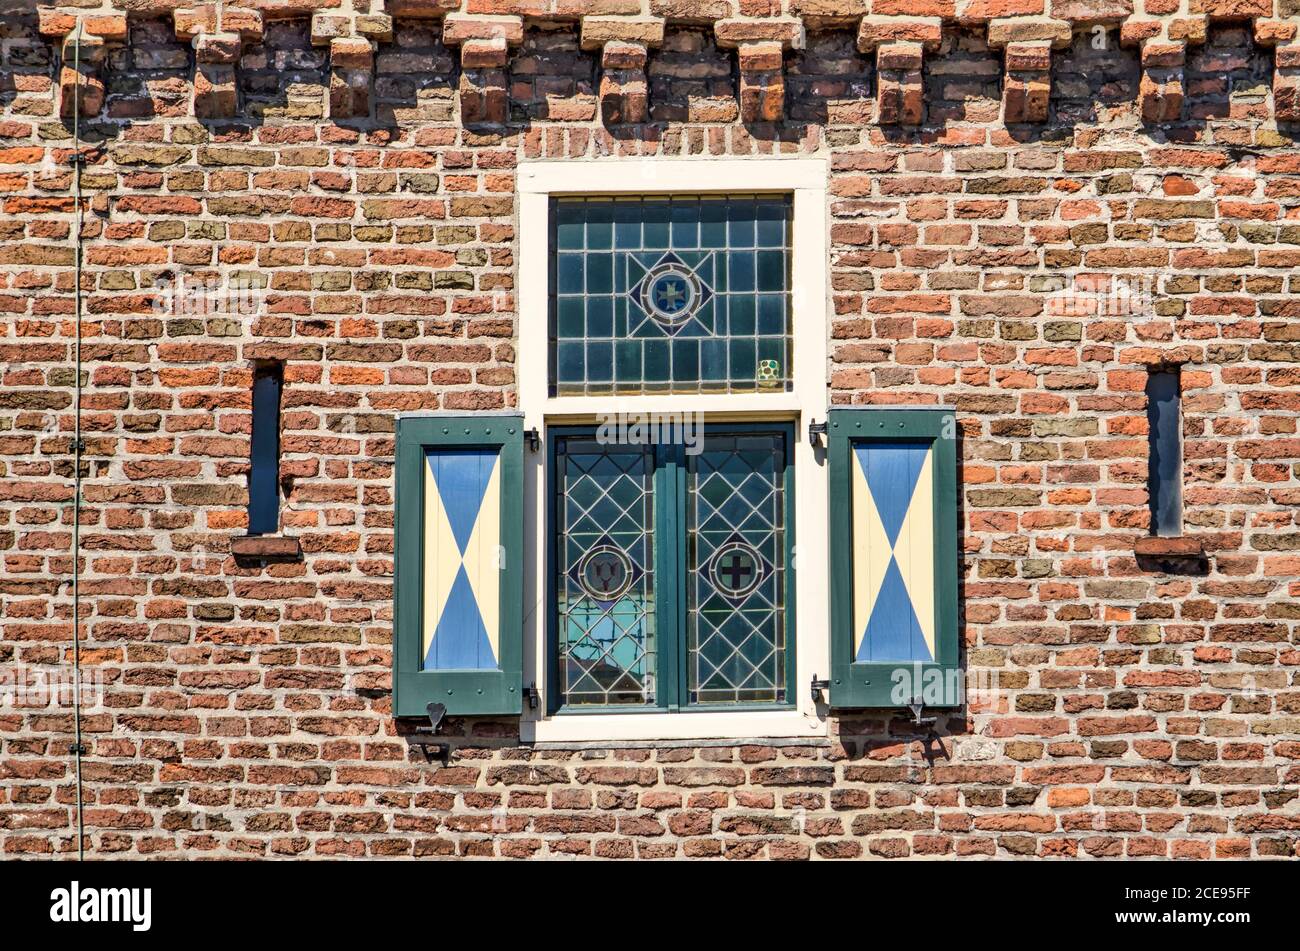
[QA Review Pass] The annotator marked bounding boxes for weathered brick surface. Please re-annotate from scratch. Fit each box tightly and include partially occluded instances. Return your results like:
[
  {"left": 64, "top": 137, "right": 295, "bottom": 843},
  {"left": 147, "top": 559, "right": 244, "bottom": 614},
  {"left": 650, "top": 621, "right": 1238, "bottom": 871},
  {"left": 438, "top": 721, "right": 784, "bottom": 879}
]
[{"left": 1, "top": 9, "right": 1299, "bottom": 859}]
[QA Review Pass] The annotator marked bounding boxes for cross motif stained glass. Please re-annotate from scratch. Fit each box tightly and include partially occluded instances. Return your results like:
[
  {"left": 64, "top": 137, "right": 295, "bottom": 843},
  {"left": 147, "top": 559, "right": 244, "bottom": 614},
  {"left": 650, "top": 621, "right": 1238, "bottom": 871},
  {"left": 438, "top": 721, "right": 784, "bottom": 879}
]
[
  {"left": 552, "top": 427, "right": 793, "bottom": 712},
  {"left": 550, "top": 195, "right": 792, "bottom": 395},
  {"left": 688, "top": 433, "right": 788, "bottom": 705}
]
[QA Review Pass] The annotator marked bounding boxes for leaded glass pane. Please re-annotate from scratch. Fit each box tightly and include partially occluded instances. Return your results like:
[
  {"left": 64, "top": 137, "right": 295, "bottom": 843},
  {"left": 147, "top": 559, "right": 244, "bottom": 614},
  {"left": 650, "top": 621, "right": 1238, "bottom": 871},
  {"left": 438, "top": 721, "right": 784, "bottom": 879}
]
[
  {"left": 556, "top": 437, "right": 656, "bottom": 707},
  {"left": 550, "top": 195, "right": 793, "bottom": 396},
  {"left": 687, "top": 431, "right": 788, "bottom": 705}
]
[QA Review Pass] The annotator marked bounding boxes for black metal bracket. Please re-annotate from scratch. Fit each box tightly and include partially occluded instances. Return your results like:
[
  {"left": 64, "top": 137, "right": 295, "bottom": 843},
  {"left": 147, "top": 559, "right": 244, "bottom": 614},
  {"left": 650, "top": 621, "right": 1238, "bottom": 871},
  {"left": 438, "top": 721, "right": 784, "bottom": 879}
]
[
  {"left": 525, "top": 428, "right": 541, "bottom": 452},
  {"left": 409, "top": 701, "right": 450, "bottom": 765},
  {"left": 810, "top": 674, "right": 831, "bottom": 703},
  {"left": 525, "top": 682, "right": 539, "bottom": 711},
  {"left": 68, "top": 150, "right": 91, "bottom": 167},
  {"left": 807, "top": 419, "right": 827, "bottom": 447},
  {"left": 427, "top": 702, "right": 446, "bottom": 733},
  {"left": 906, "top": 699, "right": 937, "bottom": 729},
  {"left": 903, "top": 698, "right": 950, "bottom": 762},
  {"left": 68, "top": 742, "right": 87, "bottom": 756}
]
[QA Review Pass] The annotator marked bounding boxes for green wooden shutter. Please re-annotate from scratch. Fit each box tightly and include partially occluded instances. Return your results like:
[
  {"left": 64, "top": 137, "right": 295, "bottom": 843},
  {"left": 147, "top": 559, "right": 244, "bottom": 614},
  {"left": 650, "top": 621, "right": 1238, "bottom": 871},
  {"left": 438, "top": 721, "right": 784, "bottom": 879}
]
[
  {"left": 827, "top": 408, "right": 960, "bottom": 709},
  {"left": 393, "top": 414, "right": 524, "bottom": 716}
]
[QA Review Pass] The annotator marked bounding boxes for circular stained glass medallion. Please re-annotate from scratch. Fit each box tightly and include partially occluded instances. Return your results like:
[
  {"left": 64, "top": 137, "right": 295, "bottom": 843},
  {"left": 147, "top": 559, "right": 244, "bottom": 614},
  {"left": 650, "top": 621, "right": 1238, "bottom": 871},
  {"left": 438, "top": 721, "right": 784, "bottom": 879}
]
[
  {"left": 641, "top": 263, "right": 701, "bottom": 327},
  {"left": 710, "top": 542, "right": 763, "bottom": 599},
  {"left": 577, "top": 545, "right": 635, "bottom": 601}
]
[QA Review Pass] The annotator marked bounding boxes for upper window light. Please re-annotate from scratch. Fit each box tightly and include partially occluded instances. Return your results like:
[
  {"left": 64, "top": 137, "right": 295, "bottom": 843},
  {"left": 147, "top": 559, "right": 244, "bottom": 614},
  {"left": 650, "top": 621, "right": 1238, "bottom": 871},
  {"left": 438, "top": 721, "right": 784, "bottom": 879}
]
[{"left": 549, "top": 194, "right": 792, "bottom": 396}]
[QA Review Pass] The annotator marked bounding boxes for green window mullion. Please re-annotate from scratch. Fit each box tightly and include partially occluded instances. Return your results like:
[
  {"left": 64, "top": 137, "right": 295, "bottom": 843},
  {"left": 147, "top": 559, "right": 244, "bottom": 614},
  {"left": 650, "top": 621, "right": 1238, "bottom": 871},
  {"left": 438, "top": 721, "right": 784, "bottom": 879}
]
[
  {"left": 781, "top": 432, "right": 796, "bottom": 706},
  {"left": 653, "top": 442, "right": 684, "bottom": 711},
  {"left": 545, "top": 431, "right": 561, "bottom": 715},
  {"left": 673, "top": 442, "right": 689, "bottom": 711}
]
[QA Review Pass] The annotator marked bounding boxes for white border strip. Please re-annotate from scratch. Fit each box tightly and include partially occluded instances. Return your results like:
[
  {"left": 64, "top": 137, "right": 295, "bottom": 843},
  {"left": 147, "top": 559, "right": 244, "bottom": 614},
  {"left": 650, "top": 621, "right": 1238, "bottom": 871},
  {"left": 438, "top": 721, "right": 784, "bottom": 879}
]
[{"left": 519, "top": 157, "right": 830, "bottom": 195}]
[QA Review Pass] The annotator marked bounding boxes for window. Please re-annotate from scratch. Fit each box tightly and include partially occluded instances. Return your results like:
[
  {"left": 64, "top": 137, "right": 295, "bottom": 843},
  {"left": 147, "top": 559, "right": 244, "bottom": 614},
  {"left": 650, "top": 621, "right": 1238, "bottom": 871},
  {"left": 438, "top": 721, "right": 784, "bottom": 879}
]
[
  {"left": 1146, "top": 367, "right": 1182, "bottom": 538},
  {"left": 392, "top": 159, "right": 964, "bottom": 737},
  {"left": 551, "top": 425, "right": 793, "bottom": 712},
  {"left": 552, "top": 433, "right": 657, "bottom": 707},
  {"left": 687, "top": 429, "right": 791, "bottom": 705},
  {"left": 248, "top": 361, "right": 282, "bottom": 535},
  {"left": 551, "top": 195, "right": 792, "bottom": 395},
  {"left": 519, "top": 158, "right": 829, "bottom": 742}
]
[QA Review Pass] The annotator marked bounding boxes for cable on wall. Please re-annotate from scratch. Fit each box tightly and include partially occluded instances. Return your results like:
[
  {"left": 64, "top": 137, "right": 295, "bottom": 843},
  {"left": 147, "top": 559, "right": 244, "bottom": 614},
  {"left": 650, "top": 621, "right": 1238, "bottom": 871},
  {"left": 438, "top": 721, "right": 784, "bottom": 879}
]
[{"left": 68, "top": 21, "right": 87, "bottom": 863}]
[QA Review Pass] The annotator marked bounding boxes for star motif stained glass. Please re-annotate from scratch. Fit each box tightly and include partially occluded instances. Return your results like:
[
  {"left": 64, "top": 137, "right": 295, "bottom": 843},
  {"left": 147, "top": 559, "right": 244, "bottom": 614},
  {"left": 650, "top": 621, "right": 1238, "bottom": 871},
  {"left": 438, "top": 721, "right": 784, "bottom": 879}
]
[
  {"left": 555, "top": 437, "right": 657, "bottom": 707},
  {"left": 551, "top": 195, "right": 792, "bottom": 395}
]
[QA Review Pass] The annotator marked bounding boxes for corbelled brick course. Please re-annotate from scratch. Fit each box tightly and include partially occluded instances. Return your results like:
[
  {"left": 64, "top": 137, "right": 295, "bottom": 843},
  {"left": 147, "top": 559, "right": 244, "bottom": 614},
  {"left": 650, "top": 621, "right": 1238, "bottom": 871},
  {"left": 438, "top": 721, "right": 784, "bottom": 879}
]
[{"left": 0, "top": 3, "right": 1299, "bottom": 859}]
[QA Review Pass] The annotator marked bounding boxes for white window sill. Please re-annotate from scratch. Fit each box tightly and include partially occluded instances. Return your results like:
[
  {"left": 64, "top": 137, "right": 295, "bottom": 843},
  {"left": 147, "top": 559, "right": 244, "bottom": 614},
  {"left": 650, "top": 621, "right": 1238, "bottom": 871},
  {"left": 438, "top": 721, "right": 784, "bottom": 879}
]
[{"left": 520, "top": 709, "right": 828, "bottom": 744}]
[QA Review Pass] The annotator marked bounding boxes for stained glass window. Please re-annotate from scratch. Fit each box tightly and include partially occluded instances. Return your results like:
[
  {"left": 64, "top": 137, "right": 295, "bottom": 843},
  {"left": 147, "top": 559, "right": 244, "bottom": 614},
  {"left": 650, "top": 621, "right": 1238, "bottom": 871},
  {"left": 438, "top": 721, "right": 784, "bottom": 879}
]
[
  {"left": 555, "top": 436, "right": 656, "bottom": 707},
  {"left": 550, "top": 195, "right": 793, "bottom": 396},
  {"left": 552, "top": 426, "right": 792, "bottom": 711},
  {"left": 688, "top": 432, "right": 788, "bottom": 704}
]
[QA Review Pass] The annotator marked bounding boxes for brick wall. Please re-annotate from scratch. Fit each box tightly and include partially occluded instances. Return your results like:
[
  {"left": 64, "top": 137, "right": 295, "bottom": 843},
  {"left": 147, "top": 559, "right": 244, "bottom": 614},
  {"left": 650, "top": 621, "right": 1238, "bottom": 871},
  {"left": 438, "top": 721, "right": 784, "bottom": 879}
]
[{"left": 1, "top": 2, "right": 1299, "bottom": 859}]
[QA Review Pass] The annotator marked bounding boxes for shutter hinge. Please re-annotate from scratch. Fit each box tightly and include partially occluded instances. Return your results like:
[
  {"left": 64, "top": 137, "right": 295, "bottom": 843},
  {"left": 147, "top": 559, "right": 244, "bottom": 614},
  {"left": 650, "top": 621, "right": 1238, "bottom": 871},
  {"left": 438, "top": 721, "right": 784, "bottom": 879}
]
[
  {"left": 810, "top": 674, "right": 830, "bottom": 703},
  {"left": 905, "top": 698, "right": 951, "bottom": 763},
  {"left": 524, "top": 428, "right": 540, "bottom": 452},
  {"left": 409, "top": 701, "right": 450, "bottom": 765},
  {"left": 807, "top": 419, "right": 826, "bottom": 446},
  {"left": 525, "top": 682, "right": 539, "bottom": 710},
  {"left": 906, "top": 699, "right": 937, "bottom": 729}
]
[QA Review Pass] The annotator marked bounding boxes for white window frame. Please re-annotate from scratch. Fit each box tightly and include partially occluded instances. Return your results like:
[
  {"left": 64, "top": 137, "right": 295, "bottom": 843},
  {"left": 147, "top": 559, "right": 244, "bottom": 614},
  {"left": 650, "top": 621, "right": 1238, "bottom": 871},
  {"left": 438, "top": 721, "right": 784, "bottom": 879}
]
[{"left": 518, "top": 157, "right": 830, "bottom": 742}]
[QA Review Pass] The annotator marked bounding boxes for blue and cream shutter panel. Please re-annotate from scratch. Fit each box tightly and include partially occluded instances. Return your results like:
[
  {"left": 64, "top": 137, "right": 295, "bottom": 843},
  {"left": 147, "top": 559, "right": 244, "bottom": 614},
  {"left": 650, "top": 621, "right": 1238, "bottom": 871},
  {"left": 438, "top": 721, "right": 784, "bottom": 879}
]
[
  {"left": 827, "top": 409, "right": 960, "bottom": 708},
  {"left": 394, "top": 414, "right": 524, "bottom": 716}
]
